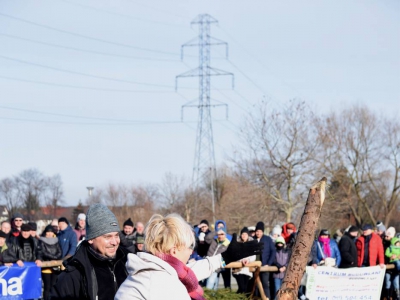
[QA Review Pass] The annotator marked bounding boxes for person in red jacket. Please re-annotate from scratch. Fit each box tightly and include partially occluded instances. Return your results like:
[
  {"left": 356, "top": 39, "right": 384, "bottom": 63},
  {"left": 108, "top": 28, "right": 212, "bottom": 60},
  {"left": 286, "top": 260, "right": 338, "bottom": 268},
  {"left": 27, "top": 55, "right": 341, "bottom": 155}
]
[
  {"left": 356, "top": 224, "right": 385, "bottom": 268},
  {"left": 281, "top": 222, "right": 297, "bottom": 244}
]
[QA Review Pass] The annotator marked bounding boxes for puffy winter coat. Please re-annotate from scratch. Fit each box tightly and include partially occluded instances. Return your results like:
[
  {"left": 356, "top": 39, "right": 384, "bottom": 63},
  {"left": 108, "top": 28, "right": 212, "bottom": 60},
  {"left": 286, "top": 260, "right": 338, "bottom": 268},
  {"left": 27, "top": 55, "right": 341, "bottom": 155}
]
[
  {"left": 40, "top": 237, "right": 62, "bottom": 261},
  {"left": 312, "top": 239, "right": 341, "bottom": 266},
  {"left": 385, "top": 237, "right": 400, "bottom": 263},
  {"left": 356, "top": 233, "right": 384, "bottom": 267},
  {"left": 115, "top": 252, "right": 222, "bottom": 300}
]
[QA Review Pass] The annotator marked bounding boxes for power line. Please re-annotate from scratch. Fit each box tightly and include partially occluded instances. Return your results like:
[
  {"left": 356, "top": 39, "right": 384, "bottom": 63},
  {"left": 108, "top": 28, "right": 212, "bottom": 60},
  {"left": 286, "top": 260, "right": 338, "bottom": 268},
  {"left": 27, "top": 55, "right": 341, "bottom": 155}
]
[
  {"left": 0, "top": 54, "right": 176, "bottom": 88},
  {"left": 0, "top": 33, "right": 179, "bottom": 62},
  {"left": 0, "top": 115, "right": 194, "bottom": 126},
  {"left": 59, "top": 0, "right": 187, "bottom": 28},
  {"left": 0, "top": 105, "right": 175, "bottom": 123},
  {"left": 125, "top": 0, "right": 188, "bottom": 19},
  {"left": 0, "top": 12, "right": 180, "bottom": 57},
  {"left": 0, "top": 75, "right": 172, "bottom": 93}
]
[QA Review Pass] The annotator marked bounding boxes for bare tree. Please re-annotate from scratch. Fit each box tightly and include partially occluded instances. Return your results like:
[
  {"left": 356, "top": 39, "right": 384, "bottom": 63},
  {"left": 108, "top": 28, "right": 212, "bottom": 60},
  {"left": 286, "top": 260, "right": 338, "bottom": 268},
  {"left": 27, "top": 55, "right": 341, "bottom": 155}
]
[
  {"left": 316, "top": 105, "right": 400, "bottom": 227},
  {"left": 45, "top": 174, "right": 64, "bottom": 218},
  {"left": 0, "top": 177, "right": 22, "bottom": 218},
  {"left": 237, "top": 99, "right": 320, "bottom": 222}
]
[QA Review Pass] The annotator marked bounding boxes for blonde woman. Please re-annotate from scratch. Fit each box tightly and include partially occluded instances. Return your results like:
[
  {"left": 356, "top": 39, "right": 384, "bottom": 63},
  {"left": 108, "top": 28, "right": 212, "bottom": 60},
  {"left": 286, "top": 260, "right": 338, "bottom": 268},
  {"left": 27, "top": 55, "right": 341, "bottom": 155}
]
[{"left": 115, "top": 214, "right": 262, "bottom": 300}]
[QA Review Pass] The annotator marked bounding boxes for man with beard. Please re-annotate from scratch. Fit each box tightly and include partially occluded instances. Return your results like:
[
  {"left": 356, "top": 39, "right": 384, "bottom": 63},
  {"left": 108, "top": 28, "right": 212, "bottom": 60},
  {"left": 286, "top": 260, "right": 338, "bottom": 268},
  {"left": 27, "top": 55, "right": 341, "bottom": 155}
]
[
  {"left": 50, "top": 204, "right": 131, "bottom": 300},
  {"left": 338, "top": 226, "right": 359, "bottom": 268}
]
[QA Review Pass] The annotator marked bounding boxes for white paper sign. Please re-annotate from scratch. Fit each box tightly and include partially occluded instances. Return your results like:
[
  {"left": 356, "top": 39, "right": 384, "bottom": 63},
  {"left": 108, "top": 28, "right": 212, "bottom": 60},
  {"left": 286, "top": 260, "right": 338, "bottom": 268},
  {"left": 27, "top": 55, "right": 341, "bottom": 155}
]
[{"left": 305, "top": 266, "right": 385, "bottom": 300}]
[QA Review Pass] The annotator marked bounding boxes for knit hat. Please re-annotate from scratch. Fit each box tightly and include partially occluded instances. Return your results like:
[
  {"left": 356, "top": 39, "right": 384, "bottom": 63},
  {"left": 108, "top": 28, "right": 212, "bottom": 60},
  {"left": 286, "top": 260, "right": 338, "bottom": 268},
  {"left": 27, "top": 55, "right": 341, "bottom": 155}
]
[
  {"left": 198, "top": 219, "right": 209, "bottom": 228},
  {"left": 376, "top": 221, "right": 386, "bottom": 232},
  {"left": 362, "top": 224, "right": 373, "bottom": 231},
  {"left": 386, "top": 227, "right": 396, "bottom": 238},
  {"left": 286, "top": 223, "right": 295, "bottom": 230},
  {"left": 123, "top": 218, "right": 134, "bottom": 227},
  {"left": 217, "top": 227, "right": 227, "bottom": 235},
  {"left": 348, "top": 226, "right": 359, "bottom": 233},
  {"left": 21, "top": 224, "right": 32, "bottom": 232},
  {"left": 319, "top": 229, "right": 330, "bottom": 236},
  {"left": 86, "top": 204, "right": 119, "bottom": 240},
  {"left": 248, "top": 226, "right": 255, "bottom": 232},
  {"left": 43, "top": 224, "right": 56, "bottom": 234},
  {"left": 275, "top": 236, "right": 286, "bottom": 245},
  {"left": 58, "top": 217, "right": 69, "bottom": 225},
  {"left": 0, "top": 230, "right": 7, "bottom": 239},
  {"left": 255, "top": 221, "right": 265, "bottom": 232},
  {"left": 271, "top": 225, "right": 282, "bottom": 236},
  {"left": 240, "top": 227, "right": 249, "bottom": 235},
  {"left": 28, "top": 222, "right": 37, "bottom": 231},
  {"left": 12, "top": 212, "right": 23, "bottom": 220},
  {"left": 136, "top": 235, "right": 145, "bottom": 244},
  {"left": 77, "top": 213, "right": 86, "bottom": 221}
]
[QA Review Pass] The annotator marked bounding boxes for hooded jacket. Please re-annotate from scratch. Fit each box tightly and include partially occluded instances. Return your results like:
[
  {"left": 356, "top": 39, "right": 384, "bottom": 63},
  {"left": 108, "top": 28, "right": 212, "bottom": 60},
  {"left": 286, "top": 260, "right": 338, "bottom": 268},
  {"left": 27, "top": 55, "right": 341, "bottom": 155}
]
[
  {"left": 356, "top": 232, "right": 384, "bottom": 267},
  {"left": 50, "top": 240, "right": 130, "bottom": 300},
  {"left": 214, "top": 220, "right": 232, "bottom": 241},
  {"left": 385, "top": 237, "right": 400, "bottom": 263},
  {"left": 281, "top": 223, "right": 297, "bottom": 244},
  {"left": 115, "top": 252, "right": 222, "bottom": 300},
  {"left": 338, "top": 232, "right": 358, "bottom": 268}
]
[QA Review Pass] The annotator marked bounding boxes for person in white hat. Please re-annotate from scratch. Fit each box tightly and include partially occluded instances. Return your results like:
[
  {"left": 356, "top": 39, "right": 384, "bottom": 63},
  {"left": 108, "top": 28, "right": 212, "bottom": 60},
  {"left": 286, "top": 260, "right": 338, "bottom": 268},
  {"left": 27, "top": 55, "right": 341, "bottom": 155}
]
[{"left": 74, "top": 213, "right": 86, "bottom": 242}]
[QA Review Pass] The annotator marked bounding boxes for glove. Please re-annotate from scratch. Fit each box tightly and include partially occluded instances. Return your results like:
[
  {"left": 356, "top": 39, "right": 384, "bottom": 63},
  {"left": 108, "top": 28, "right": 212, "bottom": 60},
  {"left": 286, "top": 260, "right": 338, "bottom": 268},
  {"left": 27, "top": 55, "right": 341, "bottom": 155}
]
[
  {"left": 221, "top": 233, "right": 264, "bottom": 265},
  {"left": 198, "top": 232, "right": 205, "bottom": 242}
]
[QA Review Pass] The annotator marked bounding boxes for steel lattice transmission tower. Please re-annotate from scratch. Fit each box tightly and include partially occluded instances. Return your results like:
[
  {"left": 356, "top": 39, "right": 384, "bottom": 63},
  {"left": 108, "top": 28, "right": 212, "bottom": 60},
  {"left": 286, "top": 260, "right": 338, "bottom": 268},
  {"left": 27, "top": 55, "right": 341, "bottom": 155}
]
[{"left": 176, "top": 14, "right": 234, "bottom": 221}]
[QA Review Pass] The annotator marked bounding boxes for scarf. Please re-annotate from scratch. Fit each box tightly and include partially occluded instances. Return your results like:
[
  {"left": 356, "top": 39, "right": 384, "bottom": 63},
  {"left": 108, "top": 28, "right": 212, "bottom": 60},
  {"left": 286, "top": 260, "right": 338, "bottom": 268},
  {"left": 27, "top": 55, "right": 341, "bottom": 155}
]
[
  {"left": 318, "top": 236, "right": 331, "bottom": 257},
  {"left": 156, "top": 253, "right": 205, "bottom": 300}
]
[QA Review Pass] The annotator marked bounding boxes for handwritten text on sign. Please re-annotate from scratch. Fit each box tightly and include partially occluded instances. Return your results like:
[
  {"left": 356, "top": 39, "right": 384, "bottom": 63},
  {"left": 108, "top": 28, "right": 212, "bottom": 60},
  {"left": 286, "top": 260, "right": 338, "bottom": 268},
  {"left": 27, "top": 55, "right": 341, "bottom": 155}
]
[{"left": 305, "top": 266, "right": 385, "bottom": 300}]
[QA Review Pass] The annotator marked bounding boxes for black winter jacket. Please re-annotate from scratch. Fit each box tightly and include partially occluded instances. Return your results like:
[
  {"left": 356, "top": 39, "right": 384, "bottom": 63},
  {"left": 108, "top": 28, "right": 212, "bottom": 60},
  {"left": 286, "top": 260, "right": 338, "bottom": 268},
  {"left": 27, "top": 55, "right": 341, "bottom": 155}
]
[
  {"left": 40, "top": 237, "right": 62, "bottom": 261},
  {"left": 49, "top": 241, "right": 130, "bottom": 300},
  {"left": 0, "top": 242, "right": 23, "bottom": 264},
  {"left": 10, "top": 235, "right": 42, "bottom": 262},
  {"left": 338, "top": 232, "right": 358, "bottom": 268}
]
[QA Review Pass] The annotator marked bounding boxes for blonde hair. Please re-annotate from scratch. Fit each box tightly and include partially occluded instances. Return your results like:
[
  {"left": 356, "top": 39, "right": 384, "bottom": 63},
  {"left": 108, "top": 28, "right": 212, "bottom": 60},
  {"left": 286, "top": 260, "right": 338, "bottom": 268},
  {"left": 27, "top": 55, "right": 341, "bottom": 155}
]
[{"left": 144, "top": 213, "right": 195, "bottom": 255}]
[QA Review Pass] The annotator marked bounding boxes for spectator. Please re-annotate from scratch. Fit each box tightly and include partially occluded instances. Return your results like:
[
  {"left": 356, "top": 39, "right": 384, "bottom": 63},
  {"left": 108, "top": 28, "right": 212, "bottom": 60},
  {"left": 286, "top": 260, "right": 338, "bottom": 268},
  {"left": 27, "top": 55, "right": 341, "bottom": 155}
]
[
  {"left": 383, "top": 227, "right": 397, "bottom": 300},
  {"left": 376, "top": 221, "right": 386, "bottom": 239},
  {"left": 356, "top": 224, "right": 385, "bottom": 268},
  {"left": 57, "top": 217, "right": 77, "bottom": 260},
  {"left": 233, "top": 227, "right": 256, "bottom": 295},
  {"left": 248, "top": 226, "right": 256, "bottom": 238},
  {"left": 122, "top": 218, "right": 135, "bottom": 245},
  {"left": 205, "top": 226, "right": 231, "bottom": 290},
  {"left": 254, "top": 221, "right": 276, "bottom": 299},
  {"left": 312, "top": 229, "right": 341, "bottom": 268},
  {"left": 50, "top": 203, "right": 131, "bottom": 300},
  {"left": 1, "top": 221, "right": 12, "bottom": 242},
  {"left": 270, "top": 225, "right": 282, "bottom": 243},
  {"left": 135, "top": 236, "right": 145, "bottom": 253},
  {"left": 28, "top": 221, "right": 38, "bottom": 239},
  {"left": 212, "top": 219, "right": 233, "bottom": 288},
  {"left": 338, "top": 226, "right": 358, "bottom": 268},
  {"left": 115, "top": 213, "right": 262, "bottom": 300},
  {"left": 197, "top": 219, "right": 211, "bottom": 257},
  {"left": 74, "top": 213, "right": 86, "bottom": 241},
  {"left": 384, "top": 236, "right": 400, "bottom": 299},
  {"left": 0, "top": 230, "right": 23, "bottom": 266},
  {"left": 51, "top": 219, "right": 59, "bottom": 235},
  {"left": 273, "top": 236, "right": 291, "bottom": 297},
  {"left": 132, "top": 221, "right": 145, "bottom": 244},
  {"left": 11, "top": 212, "right": 24, "bottom": 238},
  {"left": 281, "top": 223, "right": 297, "bottom": 244},
  {"left": 40, "top": 225, "right": 62, "bottom": 300},
  {"left": 10, "top": 223, "right": 42, "bottom": 267}
]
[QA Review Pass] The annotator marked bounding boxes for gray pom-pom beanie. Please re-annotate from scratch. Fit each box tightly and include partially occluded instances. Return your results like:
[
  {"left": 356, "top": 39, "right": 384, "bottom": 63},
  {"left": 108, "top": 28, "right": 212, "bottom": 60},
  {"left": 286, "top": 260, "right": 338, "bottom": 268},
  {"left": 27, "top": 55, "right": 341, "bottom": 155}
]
[{"left": 86, "top": 203, "right": 119, "bottom": 240}]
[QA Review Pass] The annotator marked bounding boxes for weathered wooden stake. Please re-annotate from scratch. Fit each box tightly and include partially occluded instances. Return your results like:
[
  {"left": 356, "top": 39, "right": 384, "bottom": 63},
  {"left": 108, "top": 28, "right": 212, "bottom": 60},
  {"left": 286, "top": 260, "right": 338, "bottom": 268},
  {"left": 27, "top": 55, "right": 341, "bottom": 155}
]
[{"left": 276, "top": 177, "right": 327, "bottom": 300}]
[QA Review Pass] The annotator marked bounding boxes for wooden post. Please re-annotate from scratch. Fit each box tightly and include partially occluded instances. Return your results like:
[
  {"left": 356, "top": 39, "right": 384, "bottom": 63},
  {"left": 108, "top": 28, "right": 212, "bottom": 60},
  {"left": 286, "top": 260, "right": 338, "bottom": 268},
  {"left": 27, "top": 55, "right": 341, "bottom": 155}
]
[{"left": 276, "top": 177, "right": 327, "bottom": 300}]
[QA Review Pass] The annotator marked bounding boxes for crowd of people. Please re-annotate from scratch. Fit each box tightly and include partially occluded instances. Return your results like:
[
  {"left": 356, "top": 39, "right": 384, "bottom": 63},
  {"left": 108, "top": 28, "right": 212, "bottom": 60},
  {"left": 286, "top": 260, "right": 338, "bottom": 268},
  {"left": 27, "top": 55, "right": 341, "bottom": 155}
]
[{"left": 1, "top": 208, "right": 399, "bottom": 300}]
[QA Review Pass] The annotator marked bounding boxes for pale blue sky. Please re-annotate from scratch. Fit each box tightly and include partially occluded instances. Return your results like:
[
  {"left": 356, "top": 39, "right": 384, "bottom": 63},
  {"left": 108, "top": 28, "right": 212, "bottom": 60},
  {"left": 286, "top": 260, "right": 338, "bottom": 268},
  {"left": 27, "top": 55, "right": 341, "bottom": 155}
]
[{"left": 1, "top": 0, "right": 399, "bottom": 205}]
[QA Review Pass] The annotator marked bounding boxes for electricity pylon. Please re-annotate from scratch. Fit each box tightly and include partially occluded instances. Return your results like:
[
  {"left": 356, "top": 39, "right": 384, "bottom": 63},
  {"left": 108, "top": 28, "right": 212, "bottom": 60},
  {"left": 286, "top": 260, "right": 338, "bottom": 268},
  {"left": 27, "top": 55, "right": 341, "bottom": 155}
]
[{"left": 176, "top": 14, "right": 234, "bottom": 223}]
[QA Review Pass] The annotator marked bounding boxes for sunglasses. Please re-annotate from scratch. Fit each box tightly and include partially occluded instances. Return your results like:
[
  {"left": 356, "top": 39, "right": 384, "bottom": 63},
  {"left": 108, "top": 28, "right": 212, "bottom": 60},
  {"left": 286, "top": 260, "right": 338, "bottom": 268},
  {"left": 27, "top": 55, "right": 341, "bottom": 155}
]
[
  {"left": 218, "top": 233, "right": 225, "bottom": 236},
  {"left": 14, "top": 219, "right": 23, "bottom": 222}
]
